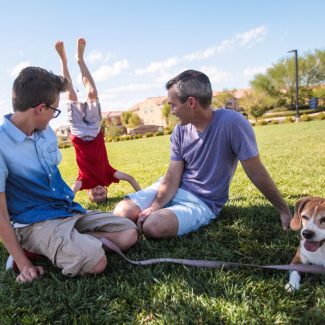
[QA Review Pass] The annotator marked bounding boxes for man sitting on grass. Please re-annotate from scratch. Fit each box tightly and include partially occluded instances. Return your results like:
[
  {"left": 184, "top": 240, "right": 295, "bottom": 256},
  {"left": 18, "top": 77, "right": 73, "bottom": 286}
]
[
  {"left": 114, "top": 70, "right": 292, "bottom": 239},
  {"left": 0, "top": 66, "right": 137, "bottom": 283}
]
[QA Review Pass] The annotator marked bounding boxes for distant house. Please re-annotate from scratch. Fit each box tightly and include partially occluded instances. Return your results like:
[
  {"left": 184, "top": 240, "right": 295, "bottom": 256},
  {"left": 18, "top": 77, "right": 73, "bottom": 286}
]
[
  {"left": 102, "top": 111, "right": 123, "bottom": 125},
  {"left": 55, "top": 125, "right": 70, "bottom": 141},
  {"left": 213, "top": 88, "right": 251, "bottom": 113},
  {"left": 129, "top": 96, "right": 167, "bottom": 127}
]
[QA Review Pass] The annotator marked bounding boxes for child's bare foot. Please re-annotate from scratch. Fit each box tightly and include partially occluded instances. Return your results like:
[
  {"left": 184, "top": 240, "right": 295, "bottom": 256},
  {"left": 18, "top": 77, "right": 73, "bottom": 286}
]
[
  {"left": 55, "top": 41, "right": 67, "bottom": 63},
  {"left": 77, "top": 38, "right": 86, "bottom": 63}
]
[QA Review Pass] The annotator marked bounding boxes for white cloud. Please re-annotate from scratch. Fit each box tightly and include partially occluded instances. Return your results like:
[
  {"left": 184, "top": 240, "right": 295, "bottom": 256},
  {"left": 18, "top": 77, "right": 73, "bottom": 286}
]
[
  {"left": 85, "top": 50, "right": 103, "bottom": 64},
  {"left": 154, "top": 71, "right": 176, "bottom": 84},
  {"left": 92, "top": 60, "right": 129, "bottom": 82},
  {"left": 183, "top": 46, "right": 217, "bottom": 61},
  {"left": 243, "top": 66, "right": 267, "bottom": 77},
  {"left": 135, "top": 57, "right": 178, "bottom": 76},
  {"left": 7, "top": 61, "right": 31, "bottom": 78},
  {"left": 85, "top": 50, "right": 112, "bottom": 64},
  {"left": 108, "top": 83, "right": 160, "bottom": 93},
  {"left": 135, "top": 26, "right": 267, "bottom": 77},
  {"left": 200, "top": 66, "right": 232, "bottom": 84},
  {"left": 101, "top": 97, "right": 144, "bottom": 111},
  {"left": 99, "top": 92, "right": 116, "bottom": 100},
  {"left": 236, "top": 25, "right": 267, "bottom": 47}
]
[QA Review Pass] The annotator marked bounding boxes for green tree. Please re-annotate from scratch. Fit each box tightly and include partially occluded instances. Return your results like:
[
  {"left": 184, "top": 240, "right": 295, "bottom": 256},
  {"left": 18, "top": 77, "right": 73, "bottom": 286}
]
[
  {"left": 121, "top": 111, "right": 132, "bottom": 126},
  {"left": 240, "top": 90, "right": 276, "bottom": 121},
  {"left": 251, "top": 49, "right": 325, "bottom": 108},
  {"left": 312, "top": 86, "right": 325, "bottom": 100},
  {"left": 212, "top": 89, "right": 237, "bottom": 108},
  {"left": 128, "top": 113, "right": 141, "bottom": 128},
  {"left": 121, "top": 111, "right": 141, "bottom": 128},
  {"left": 162, "top": 103, "right": 171, "bottom": 124}
]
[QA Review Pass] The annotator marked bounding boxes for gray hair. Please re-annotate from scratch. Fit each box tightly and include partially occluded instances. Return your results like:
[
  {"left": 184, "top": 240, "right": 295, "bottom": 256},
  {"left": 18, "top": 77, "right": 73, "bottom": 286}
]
[{"left": 166, "top": 70, "right": 212, "bottom": 107}]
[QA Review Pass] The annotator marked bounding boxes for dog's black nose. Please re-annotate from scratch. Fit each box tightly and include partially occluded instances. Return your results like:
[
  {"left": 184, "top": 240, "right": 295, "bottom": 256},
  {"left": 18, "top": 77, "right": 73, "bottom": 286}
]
[{"left": 302, "top": 229, "right": 315, "bottom": 240}]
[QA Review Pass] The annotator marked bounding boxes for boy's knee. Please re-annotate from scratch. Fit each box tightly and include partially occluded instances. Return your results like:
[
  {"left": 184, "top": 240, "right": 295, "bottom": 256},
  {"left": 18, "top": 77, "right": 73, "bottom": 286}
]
[
  {"left": 118, "top": 228, "right": 138, "bottom": 251},
  {"left": 89, "top": 255, "right": 107, "bottom": 274}
]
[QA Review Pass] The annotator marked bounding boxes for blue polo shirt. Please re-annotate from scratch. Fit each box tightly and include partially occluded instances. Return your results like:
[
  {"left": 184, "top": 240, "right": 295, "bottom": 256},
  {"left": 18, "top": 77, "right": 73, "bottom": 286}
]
[{"left": 0, "top": 114, "right": 85, "bottom": 224}]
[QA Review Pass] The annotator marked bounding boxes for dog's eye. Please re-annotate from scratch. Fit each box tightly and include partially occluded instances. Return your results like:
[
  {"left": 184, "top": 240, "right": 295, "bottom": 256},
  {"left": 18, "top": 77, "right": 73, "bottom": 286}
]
[
  {"left": 320, "top": 217, "right": 325, "bottom": 224},
  {"left": 301, "top": 215, "right": 308, "bottom": 220}
]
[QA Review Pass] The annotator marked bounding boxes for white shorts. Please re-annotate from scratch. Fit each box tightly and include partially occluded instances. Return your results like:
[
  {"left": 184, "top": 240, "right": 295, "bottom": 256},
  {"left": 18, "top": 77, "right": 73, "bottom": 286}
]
[
  {"left": 67, "top": 100, "right": 101, "bottom": 139},
  {"left": 126, "top": 179, "right": 216, "bottom": 236}
]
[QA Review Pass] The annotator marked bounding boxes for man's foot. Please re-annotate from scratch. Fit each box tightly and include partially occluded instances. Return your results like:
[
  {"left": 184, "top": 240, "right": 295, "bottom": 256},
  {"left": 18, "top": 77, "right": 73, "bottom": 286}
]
[
  {"left": 55, "top": 40, "right": 67, "bottom": 64},
  {"left": 77, "top": 38, "right": 86, "bottom": 63}
]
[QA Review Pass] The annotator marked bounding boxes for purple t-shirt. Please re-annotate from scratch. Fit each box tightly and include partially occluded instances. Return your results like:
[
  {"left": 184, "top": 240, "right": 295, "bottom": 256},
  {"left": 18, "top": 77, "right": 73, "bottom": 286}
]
[{"left": 170, "top": 109, "right": 258, "bottom": 215}]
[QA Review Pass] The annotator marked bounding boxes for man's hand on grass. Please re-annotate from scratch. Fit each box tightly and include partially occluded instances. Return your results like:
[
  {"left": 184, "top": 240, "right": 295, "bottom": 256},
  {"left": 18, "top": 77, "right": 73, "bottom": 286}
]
[{"left": 280, "top": 210, "right": 292, "bottom": 230}]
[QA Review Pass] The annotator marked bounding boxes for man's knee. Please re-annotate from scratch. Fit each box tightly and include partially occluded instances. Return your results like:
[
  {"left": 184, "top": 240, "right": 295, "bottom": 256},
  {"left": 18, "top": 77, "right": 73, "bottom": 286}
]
[
  {"left": 142, "top": 216, "right": 178, "bottom": 239},
  {"left": 142, "top": 220, "right": 161, "bottom": 238},
  {"left": 89, "top": 255, "right": 107, "bottom": 274},
  {"left": 113, "top": 199, "right": 140, "bottom": 222}
]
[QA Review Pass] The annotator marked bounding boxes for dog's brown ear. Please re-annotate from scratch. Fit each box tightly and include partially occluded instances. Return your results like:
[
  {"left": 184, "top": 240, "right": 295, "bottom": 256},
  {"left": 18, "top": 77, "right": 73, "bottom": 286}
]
[{"left": 291, "top": 197, "right": 311, "bottom": 231}]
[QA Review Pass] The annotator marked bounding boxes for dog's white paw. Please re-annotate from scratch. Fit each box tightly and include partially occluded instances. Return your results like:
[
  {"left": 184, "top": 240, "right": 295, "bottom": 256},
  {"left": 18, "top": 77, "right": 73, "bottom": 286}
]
[
  {"left": 285, "top": 271, "right": 301, "bottom": 292},
  {"left": 285, "top": 282, "right": 300, "bottom": 292}
]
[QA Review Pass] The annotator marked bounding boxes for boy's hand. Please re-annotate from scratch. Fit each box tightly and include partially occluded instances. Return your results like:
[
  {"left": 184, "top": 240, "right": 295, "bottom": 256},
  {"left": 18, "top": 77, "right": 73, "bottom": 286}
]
[{"left": 16, "top": 265, "right": 44, "bottom": 283}]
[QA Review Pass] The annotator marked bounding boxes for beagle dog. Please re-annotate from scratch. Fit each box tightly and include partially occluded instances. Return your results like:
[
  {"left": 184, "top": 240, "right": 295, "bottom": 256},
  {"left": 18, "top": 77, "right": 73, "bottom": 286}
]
[{"left": 286, "top": 197, "right": 325, "bottom": 291}]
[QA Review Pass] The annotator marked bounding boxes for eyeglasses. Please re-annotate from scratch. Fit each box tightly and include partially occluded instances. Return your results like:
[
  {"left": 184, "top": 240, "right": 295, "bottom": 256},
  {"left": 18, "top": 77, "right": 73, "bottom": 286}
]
[
  {"left": 32, "top": 103, "right": 61, "bottom": 118},
  {"left": 46, "top": 105, "right": 61, "bottom": 118}
]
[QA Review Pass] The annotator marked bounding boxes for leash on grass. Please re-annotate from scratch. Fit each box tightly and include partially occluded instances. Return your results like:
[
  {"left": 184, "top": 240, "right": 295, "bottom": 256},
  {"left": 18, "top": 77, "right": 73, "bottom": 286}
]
[{"left": 100, "top": 238, "right": 325, "bottom": 274}]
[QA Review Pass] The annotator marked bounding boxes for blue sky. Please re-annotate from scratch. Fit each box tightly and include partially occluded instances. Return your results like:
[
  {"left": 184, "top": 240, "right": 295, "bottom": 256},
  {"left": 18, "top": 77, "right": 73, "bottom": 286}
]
[{"left": 0, "top": 0, "right": 324, "bottom": 128}]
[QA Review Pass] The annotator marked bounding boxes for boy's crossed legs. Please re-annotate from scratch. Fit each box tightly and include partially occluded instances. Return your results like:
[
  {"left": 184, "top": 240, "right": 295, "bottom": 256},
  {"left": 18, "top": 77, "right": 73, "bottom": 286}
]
[{"left": 14, "top": 211, "right": 137, "bottom": 277}]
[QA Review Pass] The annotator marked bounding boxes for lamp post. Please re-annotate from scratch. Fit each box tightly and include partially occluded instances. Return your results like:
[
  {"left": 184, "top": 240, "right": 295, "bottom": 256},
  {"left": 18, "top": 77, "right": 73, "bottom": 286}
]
[{"left": 287, "top": 49, "right": 300, "bottom": 120}]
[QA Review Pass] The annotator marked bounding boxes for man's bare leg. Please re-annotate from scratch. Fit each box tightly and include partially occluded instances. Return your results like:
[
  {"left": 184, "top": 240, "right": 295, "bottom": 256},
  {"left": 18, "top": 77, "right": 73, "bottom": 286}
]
[
  {"left": 141, "top": 209, "right": 179, "bottom": 239},
  {"left": 77, "top": 38, "right": 98, "bottom": 101},
  {"left": 55, "top": 41, "right": 77, "bottom": 101}
]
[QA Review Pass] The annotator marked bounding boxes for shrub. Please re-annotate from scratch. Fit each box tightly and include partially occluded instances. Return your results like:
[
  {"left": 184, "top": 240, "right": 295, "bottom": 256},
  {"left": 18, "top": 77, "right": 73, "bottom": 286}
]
[
  {"left": 300, "top": 114, "right": 311, "bottom": 122},
  {"left": 256, "top": 119, "right": 268, "bottom": 126},
  {"left": 250, "top": 121, "right": 256, "bottom": 127},
  {"left": 106, "top": 136, "right": 113, "bottom": 142},
  {"left": 155, "top": 131, "right": 164, "bottom": 136},
  {"left": 58, "top": 139, "right": 72, "bottom": 149},
  {"left": 164, "top": 126, "right": 172, "bottom": 133},
  {"left": 105, "top": 125, "right": 125, "bottom": 138},
  {"left": 284, "top": 116, "right": 294, "bottom": 123},
  {"left": 315, "top": 112, "right": 325, "bottom": 120},
  {"left": 145, "top": 132, "right": 154, "bottom": 137}
]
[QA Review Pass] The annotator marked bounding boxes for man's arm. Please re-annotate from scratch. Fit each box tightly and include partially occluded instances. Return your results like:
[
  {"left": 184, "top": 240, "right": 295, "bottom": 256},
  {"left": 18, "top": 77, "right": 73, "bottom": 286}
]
[
  {"left": 240, "top": 155, "right": 292, "bottom": 230},
  {"left": 139, "top": 160, "right": 184, "bottom": 218},
  {"left": 0, "top": 192, "right": 44, "bottom": 282}
]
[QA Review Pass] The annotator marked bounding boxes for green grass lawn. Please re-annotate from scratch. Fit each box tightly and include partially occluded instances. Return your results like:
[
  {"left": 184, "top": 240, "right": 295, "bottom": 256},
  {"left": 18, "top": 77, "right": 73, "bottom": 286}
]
[{"left": 1, "top": 121, "right": 325, "bottom": 324}]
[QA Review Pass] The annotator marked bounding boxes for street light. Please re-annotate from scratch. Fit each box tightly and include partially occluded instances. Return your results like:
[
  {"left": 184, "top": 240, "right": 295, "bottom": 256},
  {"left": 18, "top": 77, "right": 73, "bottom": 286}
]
[{"left": 287, "top": 49, "right": 300, "bottom": 120}]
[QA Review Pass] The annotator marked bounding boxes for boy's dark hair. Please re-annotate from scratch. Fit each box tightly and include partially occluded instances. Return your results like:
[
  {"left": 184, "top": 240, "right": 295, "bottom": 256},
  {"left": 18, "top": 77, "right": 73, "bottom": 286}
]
[
  {"left": 166, "top": 70, "right": 212, "bottom": 107},
  {"left": 12, "top": 66, "right": 69, "bottom": 112}
]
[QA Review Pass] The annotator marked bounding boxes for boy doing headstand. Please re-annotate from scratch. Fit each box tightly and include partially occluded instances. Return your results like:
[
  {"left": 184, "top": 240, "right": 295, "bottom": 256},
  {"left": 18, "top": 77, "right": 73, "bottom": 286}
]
[{"left": 55, "top": 38, "right": 140, "bottom": 203}]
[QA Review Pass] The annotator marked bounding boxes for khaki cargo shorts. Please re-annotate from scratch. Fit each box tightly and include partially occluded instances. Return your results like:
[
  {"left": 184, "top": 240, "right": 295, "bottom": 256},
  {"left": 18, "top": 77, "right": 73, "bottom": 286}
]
[{"left": 15, "top": 211, "right": 136, "bottom": 277}]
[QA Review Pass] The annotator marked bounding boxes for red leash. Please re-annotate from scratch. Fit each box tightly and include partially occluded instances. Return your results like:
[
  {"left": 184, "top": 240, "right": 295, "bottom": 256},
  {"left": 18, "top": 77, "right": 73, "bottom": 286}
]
[{"left": 100, "top": 238, "right": 325, "bottom": 274}]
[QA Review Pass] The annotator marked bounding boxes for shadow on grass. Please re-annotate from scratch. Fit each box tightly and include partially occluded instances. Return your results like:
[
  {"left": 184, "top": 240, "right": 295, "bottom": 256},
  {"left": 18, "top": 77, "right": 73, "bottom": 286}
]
[{"left": 1, "top": 203, "right": 324, "bottom": 323}]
